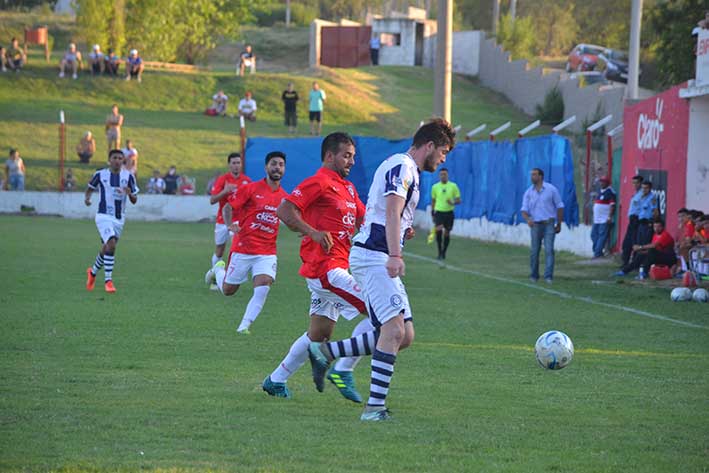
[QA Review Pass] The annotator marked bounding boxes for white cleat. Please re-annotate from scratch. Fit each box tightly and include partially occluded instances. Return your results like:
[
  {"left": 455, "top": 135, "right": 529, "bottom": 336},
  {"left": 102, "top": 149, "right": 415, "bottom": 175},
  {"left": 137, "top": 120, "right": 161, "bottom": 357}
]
[{"left": 205, "top": 260, "right": 225, "bottom": 285}]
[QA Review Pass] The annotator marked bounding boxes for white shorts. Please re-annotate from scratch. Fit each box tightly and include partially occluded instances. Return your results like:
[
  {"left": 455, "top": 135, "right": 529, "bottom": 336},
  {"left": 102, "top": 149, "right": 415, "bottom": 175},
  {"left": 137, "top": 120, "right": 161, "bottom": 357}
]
[
  {"left": 225, "top": 253, "right": 277, "bottom": 285},
  {"left": 214, "top": 223, "right": 234, "bottom": 246},
  {"left": 306, "top": 268, "right": 366, "bottom": 322},
  {"left": 95, "top": 214, "right": 124, "bottom": 244},
  {"left": 350, "top": 246, "right": 413, "bottom": 328}
]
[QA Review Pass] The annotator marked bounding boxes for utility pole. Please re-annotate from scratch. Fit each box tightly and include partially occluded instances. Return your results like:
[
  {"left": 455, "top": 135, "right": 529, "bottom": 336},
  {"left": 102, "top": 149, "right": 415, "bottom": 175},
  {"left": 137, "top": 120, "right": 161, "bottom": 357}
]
[
  {"left": 492, "top": 0, "right": 501, "bottom": 34},
  {"left": 626, "top": 0, "right": 643, "bottom": 99},
  {"left": 285, "top": 0, "right": 291, "bottom": 27},
  {"left": 434, "top": 0, "right": 452, "bottom": 122},
  {"left": 509, "top": 0, "right": 517, "bottom": 22}
]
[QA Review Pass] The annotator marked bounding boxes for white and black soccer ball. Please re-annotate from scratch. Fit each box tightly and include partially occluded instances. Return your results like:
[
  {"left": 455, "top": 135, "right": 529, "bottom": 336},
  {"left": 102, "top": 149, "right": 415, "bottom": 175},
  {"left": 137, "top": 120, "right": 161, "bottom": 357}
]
[
  {"left": 670, "top": 287, "right": 692, "bottom": 302},
  {"left": 692, "top": 288, "right": 708, "bottom": 303},
  {"left": 535, "top": 330, "right": 574, "bottom": 370}
]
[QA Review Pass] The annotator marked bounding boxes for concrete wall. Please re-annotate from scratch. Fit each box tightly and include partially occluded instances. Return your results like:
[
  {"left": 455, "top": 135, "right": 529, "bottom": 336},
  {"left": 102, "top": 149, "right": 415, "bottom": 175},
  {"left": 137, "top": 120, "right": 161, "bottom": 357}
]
[
  {"left": 685, "top": 95, "right": 709, "bottom": 209},
  {"left": 478, "top": 37, "right": 625, "bottom": 132},
  {"left": 414, "top": 208, "right": 594, "bottom": 257},
  {"left": 373, "top": 18, "right": 417, "bottom": 66},
  {"left": 309, "top": 19, "right": 337, "bottom": 68},
  {"left": 0, "top": 192, "right": 215, "bottom": 222},
  {"left": 424, "top": 30, "right": 482, "bottom": 76}
]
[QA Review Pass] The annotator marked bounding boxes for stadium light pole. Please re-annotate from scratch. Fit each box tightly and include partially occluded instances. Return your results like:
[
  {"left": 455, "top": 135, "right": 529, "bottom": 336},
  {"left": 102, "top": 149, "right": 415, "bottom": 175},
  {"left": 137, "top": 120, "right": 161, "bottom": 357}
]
[
  {"left": 626, "top": 0, "right": 643, "bottom": 100},
  {"left": 434, "top": 0, "right": 452, "bottom": 122}
]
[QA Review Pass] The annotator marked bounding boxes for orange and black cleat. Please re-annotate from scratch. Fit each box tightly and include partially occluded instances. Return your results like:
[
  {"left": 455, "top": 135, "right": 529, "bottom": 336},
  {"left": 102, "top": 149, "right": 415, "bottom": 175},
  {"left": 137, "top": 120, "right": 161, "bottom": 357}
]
[
  {"left": 86, "top": 267, "right": 96, "bottom": 291},
  {"left": 104, "top": 280, "right": 116, "bottom": 293}
]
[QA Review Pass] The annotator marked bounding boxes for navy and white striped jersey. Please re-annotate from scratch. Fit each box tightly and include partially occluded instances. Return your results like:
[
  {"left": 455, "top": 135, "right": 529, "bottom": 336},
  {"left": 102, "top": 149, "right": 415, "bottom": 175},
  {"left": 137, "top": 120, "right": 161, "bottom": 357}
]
[
  {"left": 88, "top": 168, "right": 139, "bottom": 221},
  {"left": 353, "top": 153, "right": 420, "bottom": 254}
]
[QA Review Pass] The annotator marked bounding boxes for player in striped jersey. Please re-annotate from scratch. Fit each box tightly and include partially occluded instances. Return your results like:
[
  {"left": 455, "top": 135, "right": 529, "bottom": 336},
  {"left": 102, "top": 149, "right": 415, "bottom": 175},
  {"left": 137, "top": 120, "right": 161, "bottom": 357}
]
[{"left": 84, "top": 149, "right": 139, "bottom": 293}]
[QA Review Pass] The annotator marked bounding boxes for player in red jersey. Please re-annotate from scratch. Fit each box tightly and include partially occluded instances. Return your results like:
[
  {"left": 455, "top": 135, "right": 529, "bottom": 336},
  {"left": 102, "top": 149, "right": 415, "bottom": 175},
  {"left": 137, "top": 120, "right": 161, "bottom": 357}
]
[
  {"left": 262, "top": 132, "right": 375, "bottom": 402},
  {"left": 206, "top": 152, "right": 251, "bottom": 286},
  {"left": 206, "top": 151, "right": 288, "bottom": 334}
]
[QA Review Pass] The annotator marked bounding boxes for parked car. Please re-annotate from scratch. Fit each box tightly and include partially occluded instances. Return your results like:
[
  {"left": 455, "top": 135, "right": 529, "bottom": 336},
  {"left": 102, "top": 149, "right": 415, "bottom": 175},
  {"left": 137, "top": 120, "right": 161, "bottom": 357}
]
[
  {"left": 597, "top": 48, "right": 634, "bottom": 83},
  {"left": 569, "top": 71, "right": 608, "bottom": 87},
  {"left": 566, "top": 44, "right": 606, "bottom": 72}
]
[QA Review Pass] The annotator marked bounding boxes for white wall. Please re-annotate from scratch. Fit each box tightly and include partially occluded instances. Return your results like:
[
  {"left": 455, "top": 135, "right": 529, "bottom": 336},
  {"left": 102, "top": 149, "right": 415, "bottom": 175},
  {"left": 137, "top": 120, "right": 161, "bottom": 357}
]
[
  {"left": 374, "top": 19, "right": 417, "bottom": 66},
  {"left": 686, "top": 96, "right": 709, "bottom": 210},
  {"left": 425, "top": 30, "right": 482, "bottom": 75},
  {"left": 0, "top": 192, "right": 215, "bottom": 222},
  {"left": 414, "top": 208, "right": 594, "bottom": 257}
]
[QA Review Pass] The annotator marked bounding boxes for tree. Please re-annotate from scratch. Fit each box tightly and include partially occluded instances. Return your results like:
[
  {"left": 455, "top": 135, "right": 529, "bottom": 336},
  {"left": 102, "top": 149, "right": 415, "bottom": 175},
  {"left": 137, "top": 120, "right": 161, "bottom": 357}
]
[
  {"left": 526, "top": 1, "right": 579, "bottom": 56},
  {"left": 76, "top": 0, "right": 112, "bottom": 50},
  {"left": 496, "top": 13, "right": 536, "bottom": 60},
  {"left": 647, "top": 0, "right": 707, "bottom": 87}
]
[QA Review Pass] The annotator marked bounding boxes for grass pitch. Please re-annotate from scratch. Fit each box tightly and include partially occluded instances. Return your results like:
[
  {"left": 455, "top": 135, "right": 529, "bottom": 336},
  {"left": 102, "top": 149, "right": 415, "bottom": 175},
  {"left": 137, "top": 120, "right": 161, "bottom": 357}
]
[{"left": 1, "top": 215, "right": 707, "bottom": 472}]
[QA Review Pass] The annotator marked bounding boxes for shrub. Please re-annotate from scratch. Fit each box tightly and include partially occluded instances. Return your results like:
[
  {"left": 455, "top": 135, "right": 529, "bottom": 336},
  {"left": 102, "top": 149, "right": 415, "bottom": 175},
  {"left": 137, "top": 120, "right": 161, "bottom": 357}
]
[{"left": 535, "top": 85, "right": 564, "bottom": 125}]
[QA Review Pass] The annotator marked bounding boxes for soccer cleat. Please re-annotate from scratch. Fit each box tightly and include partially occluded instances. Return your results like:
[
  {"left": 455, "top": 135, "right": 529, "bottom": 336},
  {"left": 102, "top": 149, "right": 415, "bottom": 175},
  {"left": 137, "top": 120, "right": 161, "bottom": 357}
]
[
  {"left": 205, "top": 260, "right": 225, "bottom": 285},
  {"left": 237, "top": 328, "right": 251, "bottom": 335},
  {"left": 104, "top": 280, "right": 116, "bottom": 293},
  {"left": 209, "top": 284, "right": 219, "bottom": 291},
  {"left": 327, "top": 368, "right": 362, "bottom": 403},
  {"left": 86, "top": 267, "right": 96, "bottom": 291},
  {"left": 262, "top": 376, "right": 291, "bottom": 399},
  {"left": 360, "top": 407, "right": 392, "bottom": 422},
  {"left": 427, "top": 228, "right": 436, "bottom": 244},
  {"left": 307, "top": 342, "right": 331, "bottom": 392}
]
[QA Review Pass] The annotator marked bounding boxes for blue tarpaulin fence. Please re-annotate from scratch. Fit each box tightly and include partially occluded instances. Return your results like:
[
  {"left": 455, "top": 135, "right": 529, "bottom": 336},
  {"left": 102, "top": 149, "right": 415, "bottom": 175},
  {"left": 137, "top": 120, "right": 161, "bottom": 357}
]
[{"left": 245, "top": 134, "right": 579, "bottom": 226}]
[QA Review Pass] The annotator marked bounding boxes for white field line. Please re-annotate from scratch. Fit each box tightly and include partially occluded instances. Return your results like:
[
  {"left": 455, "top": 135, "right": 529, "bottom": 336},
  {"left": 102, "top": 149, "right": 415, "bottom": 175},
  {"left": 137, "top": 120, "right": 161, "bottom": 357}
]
[{"left": 405, "top": 252, "right": 707, "bottom": 330}]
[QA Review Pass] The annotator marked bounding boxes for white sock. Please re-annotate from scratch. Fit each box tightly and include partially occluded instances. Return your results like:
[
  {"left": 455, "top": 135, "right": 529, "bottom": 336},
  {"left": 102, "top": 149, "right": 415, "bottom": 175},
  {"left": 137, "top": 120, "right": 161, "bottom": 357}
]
[
  {"left": 335, "top": 317, "right": 374, "bottom": 372},
  {"left": 238, "top": 285, "right": 270, "bottom": 331},
  {"left": 212, "top": 253, "right": 220, "bottom": 267},
  {"left": 215, "top": 266, "right": 226, "bottom": 294},
  {"left": 271, "top": 332, "right": 311, "bottom": 383}
]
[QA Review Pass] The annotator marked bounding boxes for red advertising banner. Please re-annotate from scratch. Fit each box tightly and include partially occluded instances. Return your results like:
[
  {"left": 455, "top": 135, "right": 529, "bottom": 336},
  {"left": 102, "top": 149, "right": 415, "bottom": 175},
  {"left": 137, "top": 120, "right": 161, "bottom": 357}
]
[{"left": 617, "top": 84, "right": 690, "bottom": 249}]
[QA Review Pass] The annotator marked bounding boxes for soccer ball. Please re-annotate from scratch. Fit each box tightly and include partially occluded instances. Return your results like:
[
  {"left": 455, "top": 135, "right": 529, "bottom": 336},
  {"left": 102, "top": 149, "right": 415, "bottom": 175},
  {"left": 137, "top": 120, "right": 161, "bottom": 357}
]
[
  {"left": 535, "top": 330, "right": 574, "bottom": 370},
  {"left": 670, "top": 287, "right": 692, "bottom": 302},
  {"left": 692, "top": 288, "right": 708, "bottom": 303}
]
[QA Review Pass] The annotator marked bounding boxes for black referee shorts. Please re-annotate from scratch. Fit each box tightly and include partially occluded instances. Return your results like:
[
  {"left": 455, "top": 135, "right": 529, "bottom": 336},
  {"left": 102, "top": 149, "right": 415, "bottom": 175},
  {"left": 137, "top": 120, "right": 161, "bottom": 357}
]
[{"left": 434, "top": 211, "right": 455, "bottom": 231}]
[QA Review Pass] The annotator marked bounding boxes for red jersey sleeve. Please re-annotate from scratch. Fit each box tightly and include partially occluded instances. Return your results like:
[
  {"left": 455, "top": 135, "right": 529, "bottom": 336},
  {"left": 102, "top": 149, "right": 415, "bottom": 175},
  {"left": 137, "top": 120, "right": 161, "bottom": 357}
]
[
  {"left": 286, "top": 177, "right": 323, "bottom": 212},
  {"left": 684, "top": 222, "right": 695, "bottom": 239},
  {"left": 211, "top": 174, "right": 225, "bottom": 196},
  {"left": 652, "top": 231, "right": 674, "bottom": 252},
  {"left": 227, "top": 181, "right": 253, "bottom": 223}
]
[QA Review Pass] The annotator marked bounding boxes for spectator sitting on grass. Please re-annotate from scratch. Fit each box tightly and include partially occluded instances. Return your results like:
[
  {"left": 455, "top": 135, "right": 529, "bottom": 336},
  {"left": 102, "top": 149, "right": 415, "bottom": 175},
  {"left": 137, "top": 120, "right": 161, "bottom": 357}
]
[
  {"left": 76, "top": 131, "right": 96, "bottom": 163},
  {"left": 104, "top": 48, "right": 120, "bottom": 76},
  {"left": 89, "top": 44, "right": 104, "bottom": 75},
  {"left": 5, "top": 148, "right": 25, "bottom": 191},
  {"left": 208, "top": 90, "right": 229, "bottom": 116},
  {"left": 147, "top": 170, "right": 166, "bottom": 194},
  {"left": 238, "top": 44, "right": 256, "bottom": 76},
  {"left": 59, "top": 43, "right": 82, "bottom": 80},
  {"left": 615, "top": 219, "right": 676, "bottom": 280},
  {"left": 178, "top": 174, "right": 196, "bottom": 195},
  {"left": 7, "top": 38, "right": 25, "bottom": 73},
  {"left": 64, "top": 168, "right": 77, "bottom": 191},
  {"left": 238, "top": 91, "right": 257, "bottom": 121},
  {"left": 163, "top": 166, "right": 179, "bottom": 195},
  {"left": 125, "top": 49, "right": 144, "bottom": 83}
]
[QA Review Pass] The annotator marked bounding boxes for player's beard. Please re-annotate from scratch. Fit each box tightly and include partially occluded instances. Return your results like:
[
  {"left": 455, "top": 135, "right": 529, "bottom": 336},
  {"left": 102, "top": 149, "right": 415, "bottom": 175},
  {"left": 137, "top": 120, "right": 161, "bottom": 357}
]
[
  {"left": 268, "top": 170, "right": 282, "bottom": 181},
  {"left": 337, "top": 165, "right": 351, "bottom": 178},
  {"left": 423, "top": 149, "right": 439, "bottom": 172}
]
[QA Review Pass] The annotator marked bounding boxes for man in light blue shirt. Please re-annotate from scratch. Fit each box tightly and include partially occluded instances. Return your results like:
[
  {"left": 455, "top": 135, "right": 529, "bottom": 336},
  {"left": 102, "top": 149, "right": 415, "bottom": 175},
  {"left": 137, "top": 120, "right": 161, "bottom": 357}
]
[
  {"left": 635, "top": 180, "right": 658, "bottom": 245},
  {"left": 309, "top": 82, "right": 326, "bottom": 136},
  {"left": 520, "top": 168, "right": 565, "bottom": 283},
  {"left": 621, "top": 175, "right": 644, "bottom": 266},
  {"left": 369, "top": 34, "right": 381, "bottom": 65}
]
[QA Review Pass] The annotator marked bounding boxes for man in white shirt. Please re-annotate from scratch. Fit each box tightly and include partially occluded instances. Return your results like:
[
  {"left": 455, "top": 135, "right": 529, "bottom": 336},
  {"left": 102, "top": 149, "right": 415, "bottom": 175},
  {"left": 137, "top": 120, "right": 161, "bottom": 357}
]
[
  {"left": 89, "top": 44, "right": 104, "bottom": 75},
  {"left": 238, "top": 91, "right": 257, "bottom": 121},
  {"left": 146, "top": 169, "right": 165, "bottom": 194},
  {"left": 209, "top": 90, "right": 229, "bottom": 116},
  {"left": 121, "top": 139, "right": 139, "bottom": 177}
]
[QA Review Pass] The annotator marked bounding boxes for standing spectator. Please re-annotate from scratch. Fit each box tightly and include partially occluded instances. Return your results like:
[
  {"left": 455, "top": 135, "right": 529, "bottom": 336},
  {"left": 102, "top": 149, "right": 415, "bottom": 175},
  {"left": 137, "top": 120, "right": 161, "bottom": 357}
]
[
  {"left": 282, "top": 82, "right": 299, "bottom": 134},
  {"left": 238, "top": 44, "right": 256, "bottom": 76},
  {"left": 58, "top": 43, "right": 82, "bottom": 79},
  {"left": 0, "top": 45, "right": 7, "bottom": 72},
  {"left": 64, "top": 168, "right": 77, "bottom": 191},
  {"left": 620, "top": 175, "right": 644, "bottom": 267},
  {"left": 76, "top": 131, "right": 96, "bottom": 163},
  {"left": 591, "top": 177, "right": 616, "bottom": 258},
  {"left": 520, "top": 168, "right": 565, "bottom": 284},
  {"left": 5, "top": 148, "right": 25, "bottom": 191},
  {"left": 105, "top": 104, "right": 124, "bottom": 152},
  {"left": 104, "top": 48, "right": 120, "bottom": 76},
  {"left": 163, "top": 166, "right": 179, "bottom": 195},
  {"left": 178, "top": 174, "right": 196, "bottom": 195},
  {"left": 125, "top": 49, "right": 144, "bottom": 83},
  {"left": 430, "top": 167, "right": 461, "bottom": 260},
  {"left": 208, "top": 90, "right": 229, "bottom": 116},
  {"left": 238, "top": 91, "right": 257, "bottom": 121},
  {"left": 369, "top": 33, "right": 381, "bottom": 65},
  {"left": 121, "top": 139, "right": 139, "bottom": 177},
  {"left": 7, "top": 38, "right": 25, "bottom": 72},
  {"left": 89, "top": 44, "right": 104, "bottom": 75},
  {"left": 146, "top": 170, "right": 166, "bottom": 194},
  {"left": 616, "top": 219, "right": 676, "bottom": 279},
  {"left": 635, "top": 181, "right": 658, "bottom": 246},
  {"left": 309, "top": 81, "right": 326, "bottom": 136}
]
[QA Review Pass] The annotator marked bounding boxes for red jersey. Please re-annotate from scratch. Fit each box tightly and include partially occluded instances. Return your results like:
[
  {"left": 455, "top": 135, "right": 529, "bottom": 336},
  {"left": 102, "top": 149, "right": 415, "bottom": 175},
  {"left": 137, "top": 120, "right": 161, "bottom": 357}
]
[
  {"left": 228, "top": 179, "right": 288, "bottom": 256},
  {"left": 211, "top": 172, "right": 252, "bottom": 224},
  {"left": 651, "top": 230, "right": 674, "bottom": 253},
  {"left": 286, "top": 167, "right": 366, "bottom": 278},
  {"left": 683, "top": 221, "right": 695, "bottom": 239}
]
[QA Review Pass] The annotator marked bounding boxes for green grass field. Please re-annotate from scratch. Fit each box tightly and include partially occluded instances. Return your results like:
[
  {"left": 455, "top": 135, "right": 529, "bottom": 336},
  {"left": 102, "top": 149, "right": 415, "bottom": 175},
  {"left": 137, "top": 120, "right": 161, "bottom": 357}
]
[{"left": 1, "top": 215, "right": 707, "bottom": 472}]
